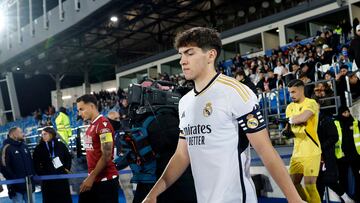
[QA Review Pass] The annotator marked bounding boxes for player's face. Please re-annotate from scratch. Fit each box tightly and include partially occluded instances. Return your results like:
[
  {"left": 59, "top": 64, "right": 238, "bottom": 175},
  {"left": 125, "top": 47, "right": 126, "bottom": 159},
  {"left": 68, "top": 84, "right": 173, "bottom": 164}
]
[
  {"left": 178, "top": 46, "right": 211, "bottom": 81},
  {"left": 77, "top": 101, "right": 94, "bottom": 121},
  {"left": 289, "top": 86, "right": 304, "bottom": 103}
]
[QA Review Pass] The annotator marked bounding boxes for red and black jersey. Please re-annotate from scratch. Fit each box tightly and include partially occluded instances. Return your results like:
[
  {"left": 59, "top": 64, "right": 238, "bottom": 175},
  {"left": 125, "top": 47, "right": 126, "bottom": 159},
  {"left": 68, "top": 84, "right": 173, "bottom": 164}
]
[{"left": 84, "top": 115, "right": 118, "bottom": 182}]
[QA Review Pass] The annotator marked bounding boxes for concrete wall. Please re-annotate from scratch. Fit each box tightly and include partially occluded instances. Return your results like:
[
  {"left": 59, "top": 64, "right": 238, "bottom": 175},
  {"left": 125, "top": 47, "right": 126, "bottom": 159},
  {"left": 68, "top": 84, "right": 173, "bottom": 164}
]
[{"left": 51, "top": 80, "right": 117, "bottom": 108}]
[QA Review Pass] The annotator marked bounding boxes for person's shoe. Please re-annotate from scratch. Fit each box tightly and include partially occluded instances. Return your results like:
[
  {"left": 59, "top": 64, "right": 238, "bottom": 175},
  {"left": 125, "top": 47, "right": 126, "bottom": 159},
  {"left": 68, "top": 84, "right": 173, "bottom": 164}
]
[{"left": 341, "top": 193, "right": 355, "bottom": 203}]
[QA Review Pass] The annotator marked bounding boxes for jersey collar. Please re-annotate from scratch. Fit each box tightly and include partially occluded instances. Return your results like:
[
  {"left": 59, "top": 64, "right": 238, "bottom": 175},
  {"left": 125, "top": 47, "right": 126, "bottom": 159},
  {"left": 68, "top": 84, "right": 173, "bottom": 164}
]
[
  {"left": 194, "top": 73, "right": 220, "bottom": 96},
  {"left": 92, "top": 114, "right": 102, "bottom": 124}
]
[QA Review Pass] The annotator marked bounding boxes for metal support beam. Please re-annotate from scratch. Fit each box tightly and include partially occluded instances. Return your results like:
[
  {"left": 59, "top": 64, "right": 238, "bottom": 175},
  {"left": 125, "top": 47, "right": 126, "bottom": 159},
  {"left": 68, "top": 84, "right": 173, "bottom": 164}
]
[
  {"left": 0, "top": 84, "right": 8, "bottom": 125},
  {"left": 50, "top": 73, "right": 65, "bottom": 110},
  {"left": 6, "top": 72, "right": 21, "bottom": 120},
  {"left": 83, "top": 67, "right": 91, "bottom": 94}
]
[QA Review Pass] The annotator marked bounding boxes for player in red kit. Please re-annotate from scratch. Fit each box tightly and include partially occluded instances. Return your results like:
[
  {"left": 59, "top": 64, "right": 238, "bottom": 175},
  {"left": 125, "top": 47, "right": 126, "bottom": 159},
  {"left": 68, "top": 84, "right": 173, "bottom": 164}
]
[{"left": 76, "top": 94, "right": 119, "bottom": 203}]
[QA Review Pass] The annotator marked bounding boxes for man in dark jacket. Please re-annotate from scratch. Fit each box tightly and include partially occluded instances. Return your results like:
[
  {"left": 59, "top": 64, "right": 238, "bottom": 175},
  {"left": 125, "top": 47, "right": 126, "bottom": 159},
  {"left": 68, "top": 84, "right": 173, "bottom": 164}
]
[
  {"left": 0, "top": 127, "right": 35, "bottom": 202},
  {"left": 349, "top": 25, "right": 360, "bottom": 70},
  {"left": 316, "top": 110, "right": 354, "bottom": 202},
  {"left": 234, "top": 70, "right": 257, "bottom": 94},
  {"left": 335, "top": 106, "right": 360, "bottom": 202}
]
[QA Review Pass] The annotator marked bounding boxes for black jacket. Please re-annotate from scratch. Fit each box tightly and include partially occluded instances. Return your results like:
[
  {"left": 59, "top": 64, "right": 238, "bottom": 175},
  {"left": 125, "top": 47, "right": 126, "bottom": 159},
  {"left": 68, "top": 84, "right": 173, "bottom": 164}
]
[
  {"left": 349, "top": 36, "right": 360, "bottom": 67},
  {"left": 240, "top": 77, "right": 257, "bottom": 94},
  {"left": 317, "top": 112, "right": 339, "bottom": 183},
  {"left": 33, "top": 139, "right": 71, "bottom": 175},
  {"left": 0, "top": 138, "right": 35, "bottom": 194},
  {"left": 33, "top": 138, "right": 72, "bottom": 203}
]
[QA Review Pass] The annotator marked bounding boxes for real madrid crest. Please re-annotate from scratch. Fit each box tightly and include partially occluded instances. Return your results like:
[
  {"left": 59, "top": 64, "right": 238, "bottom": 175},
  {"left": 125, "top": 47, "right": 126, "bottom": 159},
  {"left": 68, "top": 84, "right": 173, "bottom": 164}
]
[
  {"left": 203, "top": 102, "right": 213, "bottom": 117},
  {"left": 246, "top": 114, "right": 259, "bottom": 129}
]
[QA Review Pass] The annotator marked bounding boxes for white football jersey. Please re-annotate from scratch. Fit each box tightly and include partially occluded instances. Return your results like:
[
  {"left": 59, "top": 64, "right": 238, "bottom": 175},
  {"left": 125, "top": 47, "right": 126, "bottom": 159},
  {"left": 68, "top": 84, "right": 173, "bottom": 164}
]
[{"left": 179, "top": 73, "right": 266, "bottom": 203}]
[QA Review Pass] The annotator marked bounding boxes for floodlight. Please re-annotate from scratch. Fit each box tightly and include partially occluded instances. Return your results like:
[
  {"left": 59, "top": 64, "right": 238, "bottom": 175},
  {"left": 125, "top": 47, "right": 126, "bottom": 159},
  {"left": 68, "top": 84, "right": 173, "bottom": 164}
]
[
  {"left": 110, "top": 16, "right": 118, "bottom": 22},
  {"left": 262, "top": 1, "right": 270, "bottom": 8},
  {"left": 237, "top": 10, "right": 245, "bottom": 17},
  {"left": 249, "top": 6, "right": 256, "bottom": 14}
]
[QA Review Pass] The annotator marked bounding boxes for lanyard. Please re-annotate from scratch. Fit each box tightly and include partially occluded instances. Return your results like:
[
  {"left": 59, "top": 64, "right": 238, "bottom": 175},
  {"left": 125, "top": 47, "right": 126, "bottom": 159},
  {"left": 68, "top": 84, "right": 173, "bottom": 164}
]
[{"left": 45, "top": 140, "right": 55, "bottom": 158}]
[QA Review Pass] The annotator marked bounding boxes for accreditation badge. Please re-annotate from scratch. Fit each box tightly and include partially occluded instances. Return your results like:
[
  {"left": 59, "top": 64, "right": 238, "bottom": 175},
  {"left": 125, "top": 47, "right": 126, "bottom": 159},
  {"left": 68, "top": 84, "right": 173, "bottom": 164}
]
[{"left": 52, "top": 156, "right": 63, "bottom": 169}]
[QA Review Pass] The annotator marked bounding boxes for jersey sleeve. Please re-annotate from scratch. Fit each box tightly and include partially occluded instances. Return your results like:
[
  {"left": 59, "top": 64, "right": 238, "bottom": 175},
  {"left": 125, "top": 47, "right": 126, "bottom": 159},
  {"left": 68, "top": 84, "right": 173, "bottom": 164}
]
[
  {"left": 178, "top": 97, "right": 186, "bottom": 140},
  {"left": 228, "top": 83, "right": 266, "bottom": 134},
  {"left": 285, "top": 103, "right": 292, "bottom": 118},
  {"left": 303, "top": 99, "right": 318, "bottom": 114},
  {"left": 97, "top": 120, "right": 114, "bottom": 143}
]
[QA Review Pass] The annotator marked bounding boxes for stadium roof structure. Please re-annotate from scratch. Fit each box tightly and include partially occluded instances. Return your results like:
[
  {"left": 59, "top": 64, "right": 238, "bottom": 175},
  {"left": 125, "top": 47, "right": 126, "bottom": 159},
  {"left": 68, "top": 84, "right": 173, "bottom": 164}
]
[{"left": 0, "top": 0, "right": 308, "bottom": 82}]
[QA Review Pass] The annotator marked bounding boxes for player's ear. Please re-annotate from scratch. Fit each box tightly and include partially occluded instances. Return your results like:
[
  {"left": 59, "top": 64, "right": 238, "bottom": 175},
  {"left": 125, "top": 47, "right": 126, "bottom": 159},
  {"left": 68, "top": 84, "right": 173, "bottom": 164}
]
[{"left": 207, "top": 49, "right": 217, "bottom": 64}]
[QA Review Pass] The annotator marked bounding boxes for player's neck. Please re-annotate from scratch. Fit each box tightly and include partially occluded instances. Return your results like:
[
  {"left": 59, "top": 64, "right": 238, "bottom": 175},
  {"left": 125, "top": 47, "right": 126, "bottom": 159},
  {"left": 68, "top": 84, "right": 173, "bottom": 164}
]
[
  {"left": 91, "top": 112, "right": 100, "bottom": 122},
  {"left": 297, "top": 96, "right": 305, "bottom": 103},
  {"left": 194, "top": 67, "right": 217, "bottom": 92}
]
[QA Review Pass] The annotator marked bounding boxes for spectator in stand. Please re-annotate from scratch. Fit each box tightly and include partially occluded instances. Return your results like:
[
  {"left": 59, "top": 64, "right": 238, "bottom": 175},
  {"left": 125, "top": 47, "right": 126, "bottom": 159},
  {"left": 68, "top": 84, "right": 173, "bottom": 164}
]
[
  {"left": 349, "top": 24, "right": 360, "bottom": 70},
  {"left": 33, "top": 127, "right": 72, "bottom": 203},
  {"left": 320, "top": 44, "right": 333, "bottom": 65},
  {"left": 120, "top": 98, "right": 129, "bottom": 119},
  {"left": 300, "top": 63, "right": 314, "bottom": 82},
  {"left": 340, "top": 19, "right": 352, "bottom": 43},
  {"left": 312, "top": 82, "right": 334, "bottom": 115},
  {"left": 324, "top": 71, "right": 335, "bottom": 90},
  {"left": 257, "top": 69, "right": 277, "bottom": 92},
  {"left": 299, "top": 71, "right": 313, "bottom": 98},
  {"left": 284, "top": 58, "right": 292, "bottom": 71},
  {"left": 339, "top": 46, "right": 350, "bottom": 65},
  {"left": 315, "top": 32, "right": 327, "bottom": 46},
  {"left": 336, "top": 65, "right": 349, "bottom": 81},
  {"left": 334, "top": 106, "right": 360, "bottom": 202},
  {"left": 274, "top": 61, "right": 288, "bottom": 79},
  {"left": 336, "top": 65, "right": 352, "bottom": 106},
  {"left": 0, "top": 127, "right": 35, "bottom": 203},
  {"left": 347, "top": 71, "right": 360, "bottom": 101},
  {"left": 297, "top": 52, "right": 307, "bottom": 65},
  {"left": 315, "top": 46, "right": 324, "bottom": 61},
  {"left": 352, "top": 18, "right": 359, "bottom": 36},
  {"left": 234, "top": 70, "right": 257, "bottom": 94}
]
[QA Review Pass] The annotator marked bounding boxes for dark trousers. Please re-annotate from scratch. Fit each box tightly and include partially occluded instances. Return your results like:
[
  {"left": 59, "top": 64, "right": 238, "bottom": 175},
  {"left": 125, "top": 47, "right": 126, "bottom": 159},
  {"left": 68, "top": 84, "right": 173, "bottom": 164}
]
[
  {"left": 78, "top": 177, "right": 119, "bottom": 203},
  {"left": 133, "top": 183, "right": 154, "bottom": 203},
  {"left": 42, "top": 179, "right": 72, "bottom": 203},
  {"left": 337, "top": 157, "right": 360, "bottom": 202}
]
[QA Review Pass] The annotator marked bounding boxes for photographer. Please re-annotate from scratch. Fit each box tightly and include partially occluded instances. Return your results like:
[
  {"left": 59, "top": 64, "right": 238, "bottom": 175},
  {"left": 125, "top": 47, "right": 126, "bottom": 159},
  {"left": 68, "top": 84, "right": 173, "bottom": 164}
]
[
  {"left": 126, "top": 81, "right": 196, "bottom": 203},
  {"left": 108, "top": 111, "right": 134, "bottom": 203}
]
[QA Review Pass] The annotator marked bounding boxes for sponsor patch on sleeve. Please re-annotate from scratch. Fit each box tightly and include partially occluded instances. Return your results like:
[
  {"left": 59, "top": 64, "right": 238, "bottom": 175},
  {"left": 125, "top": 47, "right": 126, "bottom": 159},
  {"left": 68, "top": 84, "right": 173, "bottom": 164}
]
[{"left": 236, "top": 106, "right": 266, "bottom": 133}]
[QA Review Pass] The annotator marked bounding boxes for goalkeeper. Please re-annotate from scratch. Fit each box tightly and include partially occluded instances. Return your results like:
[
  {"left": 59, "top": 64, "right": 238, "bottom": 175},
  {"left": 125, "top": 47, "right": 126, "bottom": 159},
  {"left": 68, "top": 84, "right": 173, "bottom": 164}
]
[{"left": 285, "top": 79, "right": 322, "bottom": 203}]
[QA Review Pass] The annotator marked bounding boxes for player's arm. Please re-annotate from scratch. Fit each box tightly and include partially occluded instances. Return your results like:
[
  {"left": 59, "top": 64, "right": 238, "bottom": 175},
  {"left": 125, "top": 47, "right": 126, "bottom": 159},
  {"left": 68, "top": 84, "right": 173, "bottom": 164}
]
[
  {"left": 237, "top": 106, "right": 303, "bottom": 203},
  {"left": 142, "top": 136, "right": 190, "bottom": 203},
  {"left": 247, "top": 129, "right": 304, "bottom": 203},
  {"left": 289, "top": 110, "right": 313, "bottom": 125},
  {"left": 80, "top": 131, "right": 113, "bottom": 193}
]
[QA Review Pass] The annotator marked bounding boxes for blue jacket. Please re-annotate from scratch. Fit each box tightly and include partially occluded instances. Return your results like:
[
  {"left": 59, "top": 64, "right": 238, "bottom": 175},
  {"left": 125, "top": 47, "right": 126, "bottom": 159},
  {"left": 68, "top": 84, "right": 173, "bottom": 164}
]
[{"left": 0, "top": 138, "right": 35, "bottom": 194}]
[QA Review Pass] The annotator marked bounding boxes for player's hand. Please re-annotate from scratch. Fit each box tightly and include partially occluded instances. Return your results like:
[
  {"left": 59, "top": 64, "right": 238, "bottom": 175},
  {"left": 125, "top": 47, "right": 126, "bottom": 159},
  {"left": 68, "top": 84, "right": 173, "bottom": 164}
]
[
  {"left": 80, "top": 175, "right": 95, "bottom": 193},
  {"left": 142, "top": 196, "right": 156, "bottom": 203}
]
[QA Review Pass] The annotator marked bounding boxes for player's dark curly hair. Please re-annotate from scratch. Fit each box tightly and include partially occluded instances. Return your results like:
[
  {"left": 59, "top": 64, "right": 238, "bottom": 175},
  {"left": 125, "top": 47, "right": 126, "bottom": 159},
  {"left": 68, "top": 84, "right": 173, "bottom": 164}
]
[
  {"left": 174, "top": 27, "right": 222, "bottom": 61},
  {"left": 76, "top": 94, "right": 98, "bottom": 107}
]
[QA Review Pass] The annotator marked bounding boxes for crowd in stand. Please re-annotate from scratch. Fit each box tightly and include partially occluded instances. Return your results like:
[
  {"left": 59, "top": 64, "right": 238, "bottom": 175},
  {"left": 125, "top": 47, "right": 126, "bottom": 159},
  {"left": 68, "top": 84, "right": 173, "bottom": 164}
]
[{"left": 1, "top": 22, "right": 360, "bottom": 203}]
